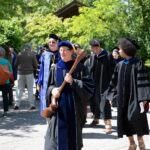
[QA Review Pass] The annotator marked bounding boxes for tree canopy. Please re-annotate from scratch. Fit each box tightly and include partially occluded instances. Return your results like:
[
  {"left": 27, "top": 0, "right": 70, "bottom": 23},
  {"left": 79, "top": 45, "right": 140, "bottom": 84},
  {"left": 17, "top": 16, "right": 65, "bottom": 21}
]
[{"left": 0, "top": 0, "right": 150, "bottom": 60}]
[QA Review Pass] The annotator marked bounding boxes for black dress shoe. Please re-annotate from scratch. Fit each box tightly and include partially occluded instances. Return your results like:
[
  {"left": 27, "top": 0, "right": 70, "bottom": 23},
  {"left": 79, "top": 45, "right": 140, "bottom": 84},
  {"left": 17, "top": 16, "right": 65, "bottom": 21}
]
[
  {"left": 89, "top": 119, "right": 99, "bottom": 127},
  {"left": 13, "top": 105, "right": 19, "bottom": 110},
  {"left": 29, "top": 106, "right": 36, "bottom": 110}
]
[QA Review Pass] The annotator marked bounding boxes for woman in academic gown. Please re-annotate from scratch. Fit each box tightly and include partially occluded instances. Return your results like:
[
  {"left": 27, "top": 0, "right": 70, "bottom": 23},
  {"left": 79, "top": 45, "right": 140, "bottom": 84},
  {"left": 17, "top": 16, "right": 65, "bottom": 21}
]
[
  {"left": 107, "top": 38, "right": 150, "bottom": 150},
  {"left": 45, "top": 41, "right": 94, "bottom": 150},
  {"left": 111, "top": 47, "right": 122, "bottom": 108}
]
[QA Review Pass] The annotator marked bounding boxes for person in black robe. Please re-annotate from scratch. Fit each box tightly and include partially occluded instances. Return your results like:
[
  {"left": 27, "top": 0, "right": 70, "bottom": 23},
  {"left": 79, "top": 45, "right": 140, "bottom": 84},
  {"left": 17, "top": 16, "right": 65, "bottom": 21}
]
[
  {"left": 107, "top": 38, "right": 150, "bottom": 150},
  {"left": 112, "top": 47, "right": 122, "bottom": 64},
  {"left": 74, "top": 43, "right": 89, "bottom": 64},
  {"left": 84, "top": 39, "right": 115, "bottom": 134},
  {"left": 111, "top": 47, "right": 122, "bottom": 108},
  {"left": 45, "top": 41, "right": 94, "bottom": 150},
  {"left": 35, "top": 46, "right": 44, "bottom": 100}
]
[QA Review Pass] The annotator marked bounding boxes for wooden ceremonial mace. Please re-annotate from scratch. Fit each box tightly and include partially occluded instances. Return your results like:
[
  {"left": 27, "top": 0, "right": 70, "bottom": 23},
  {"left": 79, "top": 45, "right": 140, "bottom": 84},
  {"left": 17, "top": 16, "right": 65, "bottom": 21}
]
[{"left": 41, "top": 50, "right": 87, "bottom": 118}]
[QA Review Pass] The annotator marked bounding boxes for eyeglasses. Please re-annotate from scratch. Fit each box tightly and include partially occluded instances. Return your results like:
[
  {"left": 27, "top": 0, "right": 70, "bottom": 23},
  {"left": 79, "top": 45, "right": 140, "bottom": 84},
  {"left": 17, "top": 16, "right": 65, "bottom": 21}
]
[{"left": 59, "top": 49, "right": 70, "bottom": 53}]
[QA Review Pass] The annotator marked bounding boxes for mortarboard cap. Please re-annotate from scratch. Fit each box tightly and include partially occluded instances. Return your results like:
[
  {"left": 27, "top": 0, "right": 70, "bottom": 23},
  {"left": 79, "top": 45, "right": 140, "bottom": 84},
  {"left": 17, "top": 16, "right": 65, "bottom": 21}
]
[{"left": 49, "top": 34, "right": 61, "bottom": 42}]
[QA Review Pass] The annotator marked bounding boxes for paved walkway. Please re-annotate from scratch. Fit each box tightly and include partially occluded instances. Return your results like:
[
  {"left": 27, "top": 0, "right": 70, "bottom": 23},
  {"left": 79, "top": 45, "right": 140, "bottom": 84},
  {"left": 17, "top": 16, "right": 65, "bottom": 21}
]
[{"left": 0, "top": 85, "right": 150, "bottom": 150}]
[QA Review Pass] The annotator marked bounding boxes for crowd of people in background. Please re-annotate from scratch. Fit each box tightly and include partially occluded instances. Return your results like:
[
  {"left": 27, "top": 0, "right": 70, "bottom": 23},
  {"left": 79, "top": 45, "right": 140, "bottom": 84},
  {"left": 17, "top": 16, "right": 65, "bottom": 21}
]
[{"left": 0, "top": 34, "right": 150, "bottom": 150}]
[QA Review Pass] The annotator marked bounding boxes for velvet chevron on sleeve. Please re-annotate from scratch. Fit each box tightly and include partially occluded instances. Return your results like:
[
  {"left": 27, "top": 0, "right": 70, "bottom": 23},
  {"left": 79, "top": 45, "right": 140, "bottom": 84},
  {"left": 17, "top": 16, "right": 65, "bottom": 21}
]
[
  {"left": 136, "top": 61, "right": 150, "bottom": 101},
  {"left": 106, "top": 65, "right": 118, "bottom": 102},
  {"left": 107, "top": 59, "right": 150, "bottom": 138}
]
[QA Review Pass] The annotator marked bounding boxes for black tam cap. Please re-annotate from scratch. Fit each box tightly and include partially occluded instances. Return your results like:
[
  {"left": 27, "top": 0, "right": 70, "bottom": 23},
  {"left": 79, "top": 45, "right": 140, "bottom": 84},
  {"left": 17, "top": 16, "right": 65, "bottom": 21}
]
[
  {"left": 58, "top": 41, "right": 73, "bottom": 49},
  {"left": 49, "top": 34, "right": 61, "bottom": 42},
  {"left": 112, "top": 47, "right": 119, "bottom": 53},
  {"left": 126, "top": 38, "right": 140, "bottom": 49}
]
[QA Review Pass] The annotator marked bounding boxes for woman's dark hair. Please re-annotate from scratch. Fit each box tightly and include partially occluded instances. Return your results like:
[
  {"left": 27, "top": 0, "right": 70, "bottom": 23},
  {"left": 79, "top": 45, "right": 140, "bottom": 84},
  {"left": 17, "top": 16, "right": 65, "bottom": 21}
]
[
  {"left": 3, "top": 45, "right": 11, "bottom": 60},
  {"left": 89, "top": 39, "right": 102, "bottom": 47},
  {"left": 75, "top": 43, "right": 81, "bottom": 49},
  {"left": 43, "top": 43, "right": 49, "bottom": 51},
  {"left": 118, "top": 38, "right": 140, "bottom": 56}
]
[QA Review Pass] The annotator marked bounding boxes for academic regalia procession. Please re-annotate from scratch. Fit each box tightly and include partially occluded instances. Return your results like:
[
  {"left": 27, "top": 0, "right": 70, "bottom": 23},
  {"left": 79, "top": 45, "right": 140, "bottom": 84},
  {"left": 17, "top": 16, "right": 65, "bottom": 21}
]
[
  {"left": 37, "top": 34, "right": 61, "bottom": 115},
  {"left": 85, "top": 50, "right": 114, "bottom": 119},
  {"left": 111, "top": 47, "right": 122, "bottom": 108},
  {"left": 44, "top": 41, "right": 94, "bottom": 150},
  {"left": 107, "top": 38, "right": 150, "bottom": 150},
  {"left": 84, "top": 39, "right": 115, "bottom": 133},
  {"left": 38, "top": 50, "right": 60, "bottom": 114},
  {"left": 107, "top": 58, "right": 150, "bottom": 137},
  {"left": 1, "top": 1, "right": 150, "bottom": 149}
]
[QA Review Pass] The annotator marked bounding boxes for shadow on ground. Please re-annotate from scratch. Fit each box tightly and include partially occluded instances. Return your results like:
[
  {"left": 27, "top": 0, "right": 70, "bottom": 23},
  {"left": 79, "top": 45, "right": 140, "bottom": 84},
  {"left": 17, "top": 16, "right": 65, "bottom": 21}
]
[
  {"left": 82, "top": 132, "right": 117, "bottom": 139},
  {"left": 0, "top": 98, "right": 46, "bottom": 137}
]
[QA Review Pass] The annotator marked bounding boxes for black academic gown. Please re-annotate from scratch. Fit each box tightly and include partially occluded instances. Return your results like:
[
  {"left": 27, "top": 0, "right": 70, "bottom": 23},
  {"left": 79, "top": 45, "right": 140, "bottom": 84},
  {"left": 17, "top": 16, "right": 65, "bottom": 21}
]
[
  {"left": 45, "top": 60, "right": 94, "bottom": 150},
  {"left": 84, "top": 51, "right": 115, "bottom": 119},
  {"left": 107, "top": 59, "right": 150, "bottom": 137}
]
